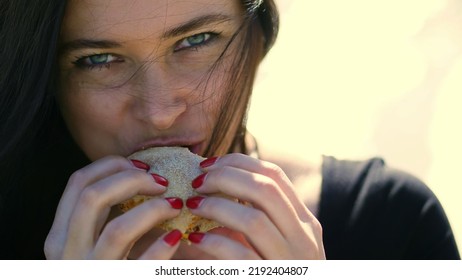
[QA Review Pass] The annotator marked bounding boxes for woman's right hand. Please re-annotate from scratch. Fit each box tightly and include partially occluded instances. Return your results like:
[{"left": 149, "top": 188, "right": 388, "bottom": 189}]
[{"left": 44, "top": 156, "right": 182, "bottom": 259}]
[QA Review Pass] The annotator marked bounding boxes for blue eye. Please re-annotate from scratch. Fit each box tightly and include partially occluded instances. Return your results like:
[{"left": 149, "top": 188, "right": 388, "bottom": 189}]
[
  {"left": 74, "top": 53, "right": 122, "bottom": 69},
  {"left": 88, "top": 54, "right": 111, "bottom": 64},
  {"left": 174, "top": 32, "right": 216, "bottom": 51}
]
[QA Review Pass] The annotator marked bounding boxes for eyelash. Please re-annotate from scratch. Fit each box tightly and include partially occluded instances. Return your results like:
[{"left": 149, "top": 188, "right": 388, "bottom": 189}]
[
  {"left": 72, "top": 32, "right": 220, "bottom": 70},
  {"left": 73, "top": 53, "right": 123, "bottom": 70},
  {"left": 174, "top": 31, "right": 219, "bottom": 52}
]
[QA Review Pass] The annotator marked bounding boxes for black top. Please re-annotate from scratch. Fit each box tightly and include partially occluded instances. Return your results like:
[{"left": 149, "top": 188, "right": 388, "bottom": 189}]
[
  {"left": 319, "top": 156, "right": 460, "bottom": 259},
  {"left": 0, "top": 135, "right": 460, "bottom": 259}
]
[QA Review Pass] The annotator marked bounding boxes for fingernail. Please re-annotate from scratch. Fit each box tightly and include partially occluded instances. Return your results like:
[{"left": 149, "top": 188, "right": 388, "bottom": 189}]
[
  {"left": 186, "top": 196, "right": 205, "bottom": 209},
  {"left": 188, "top": 232, "right": 205, "bottom": 244},
  {"left": 165, "top": 197, "right": 183, "bottom": 209},
  {"left": 163, "top": 229, "right": 182, "bottom": 246},
  {"left": 131, "top": 159, "right": 150, "bottom": 171},
  {"left": 191, "top": 173, "right": 207, "bottom": 189},
  {"left": 152, "top": 173, "right": 169, "bottom": 187},
  {"left": 200, "top": 157, "right": 219, "bottom": 168}
]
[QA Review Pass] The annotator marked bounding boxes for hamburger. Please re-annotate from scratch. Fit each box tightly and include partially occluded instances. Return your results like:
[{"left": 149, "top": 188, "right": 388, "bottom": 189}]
[{"left": 119, "top": 147, "right": 221, "bottom": 239}]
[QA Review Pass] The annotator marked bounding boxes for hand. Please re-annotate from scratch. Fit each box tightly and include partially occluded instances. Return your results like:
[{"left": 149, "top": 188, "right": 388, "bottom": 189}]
[
  {"left": 185, "top": 153, "right": 326, "bottom": 259},
  {"left": 44, "top": 156, "right": 182, "bottom": 259}
]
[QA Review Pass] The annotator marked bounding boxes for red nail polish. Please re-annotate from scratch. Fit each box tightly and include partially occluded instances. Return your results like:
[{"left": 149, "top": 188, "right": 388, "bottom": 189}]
[
  {"left": 163, "top": 229, "right": 182, "bottom": 246},
  {"left": 200, "top": 157, "right": 218, "bottom": 168},
  {"left": 188, "top": 232, "right": 205, "bottom": 244},
  {"left": 186, "top": 196, "right": 205, "bottom": 209},
  {"left": 131, "top": 159, "right": 150, "bottom": 171},
  {"left": 192, "top": 173, "right": 207, "bottom": 189},
  {"left": 152, "top": 173, "right": 169, "bottom": 187},
  {"left": 165, "top": 197, "right": 183, "bottom": 209}
]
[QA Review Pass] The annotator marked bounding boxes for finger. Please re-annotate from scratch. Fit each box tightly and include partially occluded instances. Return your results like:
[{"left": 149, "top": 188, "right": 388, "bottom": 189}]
[
  {"left": 92, "top": 198, "right": 181, "bottom": 259},
  {"left": 193, "top": 166, "right": 303, "bottom": 241},
  {"left": 46, "top": 156, "right": 139, "bottom": 258},
  {"left": 201, "top": 154, "right": 314, "bottom": 221},
  {"left": 187, "top": 232, "right": 261, "bottom": 260},
  {"left": 187, "top": 196, "right": 290, "bottom": 259},
  {"left": 50, "top": 156, "right": 144, "bottom": 231},
  {"left": 63, "top": 169, "right": 166, "bottom": 258},
  {"left": 208, "top": 227, "right": 254, "bottom": 250},
  {"left": 138, "top": 230, "right": 182, "bottom": 260}
]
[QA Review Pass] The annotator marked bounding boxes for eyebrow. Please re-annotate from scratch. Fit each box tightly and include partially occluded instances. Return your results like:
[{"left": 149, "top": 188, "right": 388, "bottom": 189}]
[
  {"left": 59, "top": 14, "right": 233, "bottom": 55},
  {"left": 162, "top": 14, "right": 233, "bottom": 38},
  {"left": 59, "top": 39, "right": 122, "bottom": 55}
]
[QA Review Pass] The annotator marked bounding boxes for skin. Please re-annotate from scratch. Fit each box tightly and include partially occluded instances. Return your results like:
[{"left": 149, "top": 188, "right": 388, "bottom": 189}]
[{"left": 45, "top": 0, "right": 325, "bottom": 259}]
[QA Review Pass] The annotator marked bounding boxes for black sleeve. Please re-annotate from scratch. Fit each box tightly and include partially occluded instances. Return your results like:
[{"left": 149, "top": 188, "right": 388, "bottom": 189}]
[{"left": 318, "top": 156, "right": 460, "bottom": 260}]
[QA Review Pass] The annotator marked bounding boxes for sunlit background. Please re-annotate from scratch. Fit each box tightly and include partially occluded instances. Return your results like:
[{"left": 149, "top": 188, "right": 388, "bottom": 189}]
[{"left": 249, "top": 0, "right": 462, "bottom": 254}]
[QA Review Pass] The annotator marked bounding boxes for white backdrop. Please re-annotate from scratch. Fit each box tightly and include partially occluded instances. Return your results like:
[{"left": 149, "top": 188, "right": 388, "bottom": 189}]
[{"left": 248, "top": 0, "right": 462, "bottom": 254}]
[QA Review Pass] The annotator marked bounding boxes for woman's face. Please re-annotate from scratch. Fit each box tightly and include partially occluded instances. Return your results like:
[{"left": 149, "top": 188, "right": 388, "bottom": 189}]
[{"left": 58, "top": 0, "right": 243, "bottom": 160}]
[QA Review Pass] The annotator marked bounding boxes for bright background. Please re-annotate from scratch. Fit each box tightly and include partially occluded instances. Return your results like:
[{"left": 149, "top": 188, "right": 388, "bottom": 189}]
[{"left": 248, "top": 0, "right": 462, "bottom": 255}]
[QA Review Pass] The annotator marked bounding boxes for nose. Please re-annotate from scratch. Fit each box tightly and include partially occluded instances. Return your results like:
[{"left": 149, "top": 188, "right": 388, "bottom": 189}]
[{"left": 132, "top": 64, "right": 188, "bottom": 130}]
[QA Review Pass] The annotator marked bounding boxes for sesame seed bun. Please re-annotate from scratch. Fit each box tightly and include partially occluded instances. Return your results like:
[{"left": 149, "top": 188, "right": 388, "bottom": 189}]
[{"left": 119, "top": 147, "right": 221, "bottom": 238}]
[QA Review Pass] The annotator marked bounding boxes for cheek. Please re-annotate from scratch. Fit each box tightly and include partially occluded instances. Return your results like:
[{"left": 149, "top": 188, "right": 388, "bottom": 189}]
[
  {"left": 56, "top": 82, "right": 129, "bottom": 159},
  {"left": 57, "top": 88, "right": 91, "bottom": 136}
]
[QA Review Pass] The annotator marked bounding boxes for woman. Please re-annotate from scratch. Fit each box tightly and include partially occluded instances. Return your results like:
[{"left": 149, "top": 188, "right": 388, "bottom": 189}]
[{"left": 0, "top": 0, "right": 459, "bottom": 259}]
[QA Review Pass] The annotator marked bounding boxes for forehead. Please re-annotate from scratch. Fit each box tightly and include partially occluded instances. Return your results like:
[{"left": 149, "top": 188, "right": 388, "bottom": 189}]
[{"left": 61, "top": 0, "right": 242, "bottom": 41}]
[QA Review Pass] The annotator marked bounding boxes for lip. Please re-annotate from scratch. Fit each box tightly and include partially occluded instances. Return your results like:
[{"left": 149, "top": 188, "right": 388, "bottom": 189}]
[{"left": 131, "top": 138, "right": 205, "bottom": 156}]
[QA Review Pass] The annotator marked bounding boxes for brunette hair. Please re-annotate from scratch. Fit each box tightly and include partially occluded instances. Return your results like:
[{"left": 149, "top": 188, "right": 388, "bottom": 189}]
[
  {"left": 204, "top": 0, "right": 279, "bottom": 156},
  {"left": 1, "top": 1, "right": 67, "bottom": 218}
]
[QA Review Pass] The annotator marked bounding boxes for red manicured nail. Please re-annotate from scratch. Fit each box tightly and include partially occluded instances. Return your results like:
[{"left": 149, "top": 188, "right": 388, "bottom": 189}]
[
  {"left": 188, "top": 232, "right": 205, "bottom": 244},
  {"left": 186, "top": 196, "right": 205, "bottom": 209},
  {"left": 152, "top": 173, "right": 169, "bottom": 187},
  {"left": 200, "top": 157, "right": 219, "bottom": 168},
  {"left": 165, "top": 197, "right": 183, "bottom": 209},
  {"left": 131, "top": 159, "right": 150, "bottom": 171},
  {"left": 163, "top": 229, "right": 182, "bottom": 246},
  {"left": 192, "top": 173, "right": 207, "bottom": 189}
]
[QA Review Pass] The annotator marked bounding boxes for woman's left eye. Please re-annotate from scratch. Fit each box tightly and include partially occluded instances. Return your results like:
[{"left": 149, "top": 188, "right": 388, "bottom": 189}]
[{"left": 174, "top": 32, "right": 217, "bottom": 52}]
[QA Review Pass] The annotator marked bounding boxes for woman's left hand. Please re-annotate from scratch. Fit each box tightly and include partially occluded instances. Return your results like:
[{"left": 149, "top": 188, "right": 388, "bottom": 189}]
[{"left": 185, "top": 153, "right": 326, "bottom": 259}]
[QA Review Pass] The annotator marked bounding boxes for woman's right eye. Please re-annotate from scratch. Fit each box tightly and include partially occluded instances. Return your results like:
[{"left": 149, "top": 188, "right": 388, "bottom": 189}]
[{"left": 73, "top": 53, "right": 124, "bottom": 70}]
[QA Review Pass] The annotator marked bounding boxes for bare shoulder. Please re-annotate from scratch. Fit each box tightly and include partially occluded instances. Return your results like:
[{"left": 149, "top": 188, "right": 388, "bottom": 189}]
[{"left": 257, "top": 143, "right": 323, "bottom": 217}]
